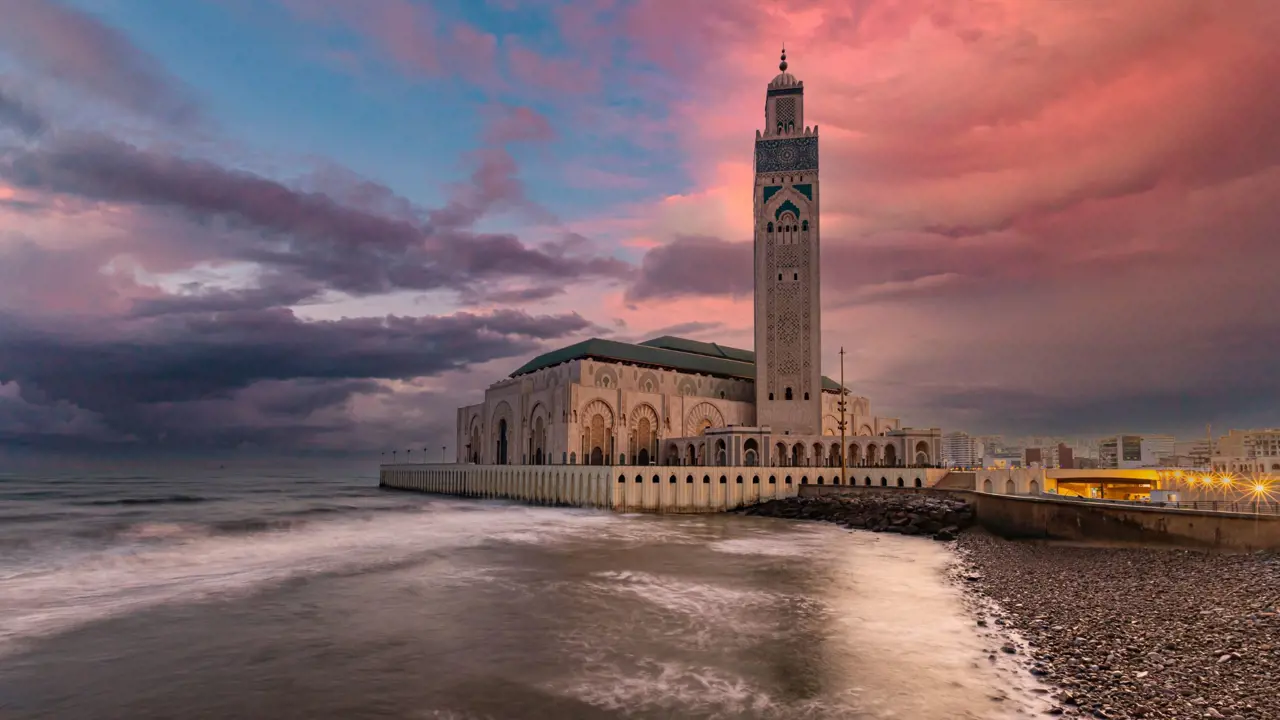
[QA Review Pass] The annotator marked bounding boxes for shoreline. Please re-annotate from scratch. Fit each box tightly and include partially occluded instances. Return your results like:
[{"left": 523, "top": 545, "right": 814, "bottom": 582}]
[{"left": 742, "top": 493, "right": 1280, "bottom": 719}]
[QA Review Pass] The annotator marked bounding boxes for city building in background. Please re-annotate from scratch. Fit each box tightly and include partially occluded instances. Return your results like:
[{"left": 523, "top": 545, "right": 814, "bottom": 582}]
[
  {"left": 1211, "top": 428, "right": 1280, "bottom": 475},
  {"left": 1098, "top": 434, "right": 1176, "bottom": 469},
  {"left": 942, "top": 431, "right": 984, "bottom": 468},
  {"left": 1058, "top": 443, "right": 1075, "bottom": 469}
]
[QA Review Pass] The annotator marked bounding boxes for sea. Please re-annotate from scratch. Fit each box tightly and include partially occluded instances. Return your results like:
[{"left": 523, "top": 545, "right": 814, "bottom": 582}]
[{"left": 0, "top": 465, "right": 1043, "bottom": 719}]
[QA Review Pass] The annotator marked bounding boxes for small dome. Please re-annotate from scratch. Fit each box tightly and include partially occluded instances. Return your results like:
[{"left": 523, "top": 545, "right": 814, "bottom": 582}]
[{"left": 769, "top": 71, "right": 797, "bottom": 88}]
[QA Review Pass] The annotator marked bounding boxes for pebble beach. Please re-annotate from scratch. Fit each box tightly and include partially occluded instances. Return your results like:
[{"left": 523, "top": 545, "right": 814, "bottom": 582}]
[
  {"left": 744, "top": 492, "right": 1280, "bottom": 719},
  {"left": 957, "top": 532, "right": 1280, "bottom": 719}
]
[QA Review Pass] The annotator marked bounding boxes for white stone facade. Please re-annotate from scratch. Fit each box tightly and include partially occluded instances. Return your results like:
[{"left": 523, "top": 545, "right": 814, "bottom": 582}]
[{"left": 451, "top": 50, "right": 941, "bottom": 472}]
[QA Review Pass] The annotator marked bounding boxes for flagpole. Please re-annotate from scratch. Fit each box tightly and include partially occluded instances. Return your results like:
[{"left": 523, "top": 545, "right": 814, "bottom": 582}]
[{"left": 839, "top": 346, "right": 847, "bottom": 484}]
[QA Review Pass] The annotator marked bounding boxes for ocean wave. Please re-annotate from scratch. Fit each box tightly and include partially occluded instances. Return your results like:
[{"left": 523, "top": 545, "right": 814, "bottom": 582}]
[
  {"left": 74, "top": 494, "right": 211, "bottom": 507},
  {"left": 0, "top": 503, "right": 601, "bottom": 657},
  {"left": 551, "top": 657, "right": 850, "bottom": 718}
]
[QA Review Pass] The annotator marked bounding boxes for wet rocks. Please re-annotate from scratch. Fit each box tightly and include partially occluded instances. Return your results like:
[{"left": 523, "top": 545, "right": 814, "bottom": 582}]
[
  {"left": 957, "top": 531, "right": 1280, "bottom": 720},
  {"left": 741, "top": 492, "right": 974, "bottom": 540}
]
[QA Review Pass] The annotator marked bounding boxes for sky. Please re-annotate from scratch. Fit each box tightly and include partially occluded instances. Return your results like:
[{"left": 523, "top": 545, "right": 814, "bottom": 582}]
[{"left": 1, "top": 0, "right": 1278, "bottom": 460}]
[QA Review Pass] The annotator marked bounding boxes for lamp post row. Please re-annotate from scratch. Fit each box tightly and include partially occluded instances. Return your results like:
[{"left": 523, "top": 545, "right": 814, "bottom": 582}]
[{"left": 381, "top": 446, "right": 448, "bottom": 465}]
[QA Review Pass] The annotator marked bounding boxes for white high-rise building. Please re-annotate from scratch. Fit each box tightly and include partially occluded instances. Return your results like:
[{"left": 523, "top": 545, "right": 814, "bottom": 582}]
[{"left": 942, "top": 431, "right": 984, "bottom": 468}]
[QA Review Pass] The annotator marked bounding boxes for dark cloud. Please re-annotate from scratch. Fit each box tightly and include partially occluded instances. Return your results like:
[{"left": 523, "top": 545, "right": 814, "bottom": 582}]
[
  {"left": 625, "top": 235, "right": 752, "bottom": 303},
  {"left": 0, "top": 85, "right": 46, "bottom": 137},
  {"left": 1, "top": 133, "right": 630, "bottom": 295},
  {"left": 126, "top": 276, "right": 323, "bottom": 318},
  {"left": 0, "top": 308, "right": 595, "bottom": 450}
]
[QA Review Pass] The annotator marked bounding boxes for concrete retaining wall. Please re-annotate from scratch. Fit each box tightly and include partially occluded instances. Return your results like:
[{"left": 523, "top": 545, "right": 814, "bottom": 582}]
[
  {"left": 969, "top": 492, "right": 1280, "bottom": 552},
  {"left": 610, "top": 468, "right": 794, "bottom": 512},
  {"left": 381, "top": 463, "right": 919, "bottom": 512},
  {"left": 380, "top": 464, "right": 616, "bottom": 509}
]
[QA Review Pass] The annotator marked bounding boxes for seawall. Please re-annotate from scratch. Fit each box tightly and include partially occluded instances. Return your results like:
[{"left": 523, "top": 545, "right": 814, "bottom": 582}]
[
  {"left": 800, "top": 484, "right": 1280, "bottom": 551},
  {"left": 968, "top": 492, "right": 1280, "bottom": 552},
  {"left": 378, "top": 463, "right": 845, "bottom": 513}
]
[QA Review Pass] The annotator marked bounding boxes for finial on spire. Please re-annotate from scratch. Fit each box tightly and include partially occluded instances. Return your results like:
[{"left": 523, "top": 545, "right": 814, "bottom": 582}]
[{"left": 779, "top": 46, "right": 788, "bottom": 72}]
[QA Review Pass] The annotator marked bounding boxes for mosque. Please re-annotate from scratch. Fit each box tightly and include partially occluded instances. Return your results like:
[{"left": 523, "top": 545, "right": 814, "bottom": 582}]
[{"left": 454, "top": 51, "right": 941, "bottom": 470}]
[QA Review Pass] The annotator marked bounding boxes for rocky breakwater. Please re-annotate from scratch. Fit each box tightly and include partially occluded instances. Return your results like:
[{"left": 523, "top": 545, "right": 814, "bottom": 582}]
[
  {"left": 958, "top": 532, "right": 1280, "bottom": 719},
  {"left": 741, "top": 492, "right": 974, "bottom": 541}
]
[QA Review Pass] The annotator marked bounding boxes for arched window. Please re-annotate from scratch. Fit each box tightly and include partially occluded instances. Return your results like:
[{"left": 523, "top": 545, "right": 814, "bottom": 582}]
[
  {"left": 767, "top": 222, "right": 774, "bottom": 233},
  {"left": 803, "top": 392, "right": 809, "bottom": 400},
  {"left": 769, "top": 392, "right": 774, "bottom": 400},
  {"left": 785, "top": 387, "right": 793, "bottom": 400},
  {"left": 802, "top": 220, "right": 808, "bottom": 231}
]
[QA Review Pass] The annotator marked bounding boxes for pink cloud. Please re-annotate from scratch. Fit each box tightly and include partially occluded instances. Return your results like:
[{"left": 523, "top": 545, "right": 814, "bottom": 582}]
[
  {"left": 483, "top": 105, "right": 555, "bottom": 145},
  {"left": 584, "top": 0, "right": 1280, "bottom": 432},
  {"left": 0, "top": 0, "right": 198, "bottom": 124}
]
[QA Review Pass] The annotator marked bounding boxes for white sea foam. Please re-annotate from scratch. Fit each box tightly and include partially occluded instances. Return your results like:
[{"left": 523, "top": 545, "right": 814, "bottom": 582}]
[
  {"left": 0, "top": 502, "right": 593, "bottom": 656},
  {"left": 707, "top": 535, "right": 817, "bottom": 557},
  {"left": 554, "top": 657, "right": 853, "bottom": 718},
  {"left": 587, "top": 569, "right": 778, "bottom": 618}
]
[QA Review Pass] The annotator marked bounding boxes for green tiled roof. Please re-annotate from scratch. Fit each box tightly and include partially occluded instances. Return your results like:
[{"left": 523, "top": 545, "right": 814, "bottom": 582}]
[{"left": 509, "top": 335, "right": 845, "bottom": 392}]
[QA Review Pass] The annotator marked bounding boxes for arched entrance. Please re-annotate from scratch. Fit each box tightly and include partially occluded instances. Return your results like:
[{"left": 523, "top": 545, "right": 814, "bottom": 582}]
[
  {"left": 1005, "top": 479, "right": 1015, "bottom": 494},
  {"left": 532, "top": 416, "right": 546, "bottom": 465},
  {"left": 744, "top": 439, "right": 759, "bottom": 466},
  {"left": 638, "top": 448, "right": 650, "bottom": 465},
  {"left": 983, "top": 478, "right": 993, "bottom": 492},
  {"left": 582, "top": 402, "right": 612, "bottom": 466},
  {"left": 775, "top": 442, "right": 787, "bottom": 465},
  {"left": 497, "top": 418, "right": 508, "bottom": 465},
  {"left": 884, "top": 444, "right": 898, "bottom": 467},
  {"left": 791, "top": 444, "right": 805, "bottom": 467},
  {"left": 715, "top": 439, "right": 727, "bottom": 466},
  {"left": 914, "top": 441, "right": 930, "bottom": 467}
]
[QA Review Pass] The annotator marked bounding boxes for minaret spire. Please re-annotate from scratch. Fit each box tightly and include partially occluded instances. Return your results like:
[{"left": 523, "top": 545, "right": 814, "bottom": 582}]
[{"left": 779, "top": 46, "right": 787, "bottom": 72}]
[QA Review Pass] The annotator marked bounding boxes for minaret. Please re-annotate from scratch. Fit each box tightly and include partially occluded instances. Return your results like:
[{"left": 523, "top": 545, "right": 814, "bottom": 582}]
[{"left": 754, "top": 48, "right": 821, "bottom": 436}]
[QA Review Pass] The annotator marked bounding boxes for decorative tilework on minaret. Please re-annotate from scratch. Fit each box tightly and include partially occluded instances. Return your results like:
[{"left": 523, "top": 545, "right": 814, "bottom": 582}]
[{"left": 753, "top": 48, "right": 822, "bottom": 436}]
